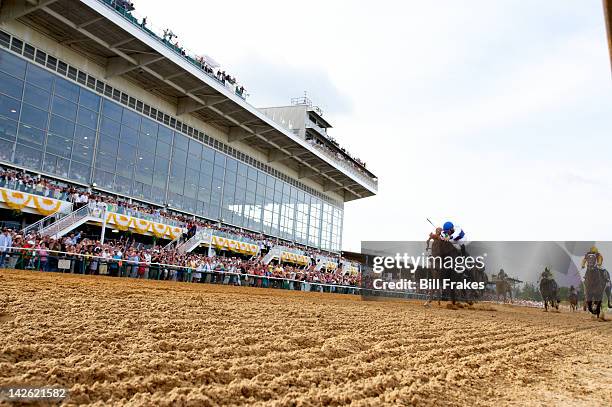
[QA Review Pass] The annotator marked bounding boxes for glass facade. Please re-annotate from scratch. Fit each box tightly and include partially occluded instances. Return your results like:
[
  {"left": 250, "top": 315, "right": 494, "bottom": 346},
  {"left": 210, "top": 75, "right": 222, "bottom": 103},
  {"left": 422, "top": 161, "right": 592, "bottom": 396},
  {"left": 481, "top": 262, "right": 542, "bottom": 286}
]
[{"left": 0, "top": 49, "right": 343, "bottom": 251}]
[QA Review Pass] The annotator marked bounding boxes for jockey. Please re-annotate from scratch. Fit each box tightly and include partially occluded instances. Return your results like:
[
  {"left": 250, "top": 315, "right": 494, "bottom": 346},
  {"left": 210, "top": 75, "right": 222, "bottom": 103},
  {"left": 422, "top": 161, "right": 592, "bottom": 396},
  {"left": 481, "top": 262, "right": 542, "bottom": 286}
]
[
  {"left": 541, "top": 267, "right": 553, "bottom": 281},
  {"left": 498, "top": 268, "right": 507, "bottom": 281},
  {"left": 440, "top": 221, "right": 467, "bottom": 255},
  {"left": 581, "top": 246, "right": 603, "bottom": 271}
]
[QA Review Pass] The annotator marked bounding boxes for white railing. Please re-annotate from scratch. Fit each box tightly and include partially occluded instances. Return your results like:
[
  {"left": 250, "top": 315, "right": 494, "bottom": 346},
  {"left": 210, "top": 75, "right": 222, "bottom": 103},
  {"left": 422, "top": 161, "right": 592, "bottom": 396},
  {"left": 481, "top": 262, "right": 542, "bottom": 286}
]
[
  {"left": 308, "top": 142, "right": 378, "bottom": 191},
  {"left": 21, "top": 211, "right": 67, "bottom": 236},
  {"left": 262, "top": 246, "right": 283, "bottom": 265},
  {"left": 37, "top": 205, "right": 99, "bottom": 238},
  {"left": 172, "top": 228, "right": 212, "bottom": 253}
]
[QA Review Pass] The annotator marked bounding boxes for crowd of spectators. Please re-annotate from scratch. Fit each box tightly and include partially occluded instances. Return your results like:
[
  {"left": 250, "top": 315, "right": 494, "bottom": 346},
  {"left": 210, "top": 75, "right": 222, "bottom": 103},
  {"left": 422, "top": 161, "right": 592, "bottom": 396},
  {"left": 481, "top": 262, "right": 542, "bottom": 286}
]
[
  {"left": 0, "top": 166, "right": 359, "bottom": 275},
  {"left": 306, "top": 138, "right": 373, "bottom": 182},
  {"left": 0, "top": 226, "right": 360, "bottom": 292},
  {"left": 0, "top": 167, "right": 357, "bottom": 285},
  {"left": 107, "top": 0, "right": 248, "bottom": 100}
]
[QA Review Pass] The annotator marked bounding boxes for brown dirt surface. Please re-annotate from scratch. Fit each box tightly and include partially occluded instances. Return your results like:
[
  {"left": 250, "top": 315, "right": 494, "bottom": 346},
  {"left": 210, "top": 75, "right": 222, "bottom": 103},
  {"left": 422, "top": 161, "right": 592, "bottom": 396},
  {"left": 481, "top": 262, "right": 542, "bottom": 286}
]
[{"left": 0, "top": 269, "right": 611, "bottom": 406}]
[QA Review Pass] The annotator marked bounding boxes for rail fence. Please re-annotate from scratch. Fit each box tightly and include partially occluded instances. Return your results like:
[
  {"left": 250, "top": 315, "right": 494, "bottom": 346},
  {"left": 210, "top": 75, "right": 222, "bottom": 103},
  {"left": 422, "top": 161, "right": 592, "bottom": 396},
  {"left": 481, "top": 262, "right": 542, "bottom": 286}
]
[{"left": 0, "top": 247, "right": 362, "bottom": 295}]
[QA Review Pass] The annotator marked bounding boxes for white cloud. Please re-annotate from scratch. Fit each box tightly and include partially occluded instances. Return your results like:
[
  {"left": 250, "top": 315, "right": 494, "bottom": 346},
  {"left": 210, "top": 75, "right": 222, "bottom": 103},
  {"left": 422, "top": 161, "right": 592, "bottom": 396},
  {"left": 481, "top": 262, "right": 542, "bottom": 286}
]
[{"left": 136, "top": 1, "right": 612, "bottom": 252}]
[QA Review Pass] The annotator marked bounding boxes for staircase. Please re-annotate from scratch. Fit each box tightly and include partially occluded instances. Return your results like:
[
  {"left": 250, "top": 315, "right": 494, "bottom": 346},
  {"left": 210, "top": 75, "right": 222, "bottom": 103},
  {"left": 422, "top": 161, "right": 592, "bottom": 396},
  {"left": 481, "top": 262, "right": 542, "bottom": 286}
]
[
  {"left": 21, "top": 210, "right": 69, "bottom": 236},
  {"left": 174, "top": 228, "right": 212, "bottom": 253},
  {"left": 23, "top": 205, "right": 104, "bottom": 239},
  {"left": 163, "top": 233, "right": 182, "bottom": 250},
  {"left": 262, "top": 246, "right": 283, "bottom": 265}
]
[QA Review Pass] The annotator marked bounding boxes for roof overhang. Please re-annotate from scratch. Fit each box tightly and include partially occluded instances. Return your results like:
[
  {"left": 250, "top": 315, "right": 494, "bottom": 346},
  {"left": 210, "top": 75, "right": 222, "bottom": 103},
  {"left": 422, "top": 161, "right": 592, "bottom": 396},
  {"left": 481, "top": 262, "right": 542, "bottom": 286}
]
[
  {"left": 307, "top": 108, "right": 333, "bottom": 129},
  {"left": 1, "top": 0, "right": 377, "bottom": 201}
]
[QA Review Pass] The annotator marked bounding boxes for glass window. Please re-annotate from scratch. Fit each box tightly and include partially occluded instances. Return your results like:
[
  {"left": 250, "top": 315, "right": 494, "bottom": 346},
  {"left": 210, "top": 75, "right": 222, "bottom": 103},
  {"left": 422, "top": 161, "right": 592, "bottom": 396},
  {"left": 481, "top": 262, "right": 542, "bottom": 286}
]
[
  {"left": 51, "top": 95, "right": 77, "bottom": 121},
  {"left": 138, "top": 132, "right": 156, "bottom": 154},
  {"left": 77, "top": 107, "right": 98, "bottom": 129},
  {"left": 237, "top": 162, "right": 247, "bottom": 177},
  {"left": 25, "top": 64, "right": 53, "bottom": 91},
  {"left": 169, "top": 162, "right": 185, "bottom": 193},
  {"left": 114, "top": 175, "right": 132, "bottom": 195},
  {"left": 202, "top": 145, "right": 214, "bottom": 162},
  {"left": 140, "top": 118, "right": 158, "bottom": 137},
  {"left": 120, "top": 125, "right": 138, "bottom": 146},
  {"left": 45, "top": 133, "right": 72, "bottom": 158},
  {"left": 247, "top": 166, "right": 257, "bottom": 180},
  {"left": 94, "top": 169, "right": 114, "bottom": 190},
  {"left": 49, "top": 114, "right": 74, "bottom": 138},
  {"left": 157, "top": 125, "right": 173, "bottom": 144},
  {"left": 117, "top": 143, "right": 137, "bottom": 164},
  {"left": 13, "top": 143, "right": 42, "bottom": 170},
  {"left": 172, "top": 147, "right": 187, "bottom": 165},
  {"left": 152, "top": 158, "right": 168, "bottom": 189},
  {"left": 214, "top": 151, "right": 225, "bottom": 166},
  {"left": 151, "top": 186, "right": 165, "bottom": 203},
  {"left": 100, "top": 116, "right": 120, "bottom": 137},
  {"left": 155, "top": 140, "right": 171, "bottom": 158},
  {"left": 74, "top": 125, "right": 95, "bottom": 147},
  {"left": 199, "top": 173, "right": 212, "bottom": 188},
  {"left": 115, "top": 160, "right": 133, "bottom": 179},
  {"left": 132, "top": 181, "right": 152, "bottom": 200},
  {"left": 134, "top": 158, "right": 154, "bottom": 184},
  {"left": 54, "top": 77, "right": 79, "bottom": 101},
  {"left": 102, "top": 98, "right": 122, "bottom": 121},
  {"left": 0, "top": 116, "right": 17, "bottom": 141},
  {"left": 188, "top": 138, "right": 202, "bottom": 158},
  {"left": 96, "top": 137, "right": 118, "bottom": 172},
  {"left": 0, "top": 94, "right": 20, "bottom": 120},
  {"left": 173, "top": 132, "right": 188, "bottom": 151},
  {"left": 0, "top": 138, "right": 14, "bottom": 162},
  {"left": 168, "top": 192, "right": 183, "bottom": 209},
  {"left": 78, "top": 89, "right": 100, "bottom": 111},
  {"left": 17, "top": 124, "right": 45, "bottom": 148},
  {"left": 43, "top": 153, "right": 69, "bottom": 177},
  {"left": 121, "top": 108, "right": 140, "bottom": 129},
  {"left": 69, "top": 161, "right": 91, "bottom": 183},
  {"left": 22, "top": 83, "right": 50, "bottom": 110},
  {"left": 71, "top": 142, "right": 93, "bottom": 164},
  {"left": 200, "top": 159, "right": 213, "bottom": 176},
  {"left": 0, "top": 51, "right": 26, "bottom": 79},
  {"left": 20, "top": 103, "right": 48, "bottom": 130},
  {"left": 0, "top": 71, "right": 24, "bottom": 99}
]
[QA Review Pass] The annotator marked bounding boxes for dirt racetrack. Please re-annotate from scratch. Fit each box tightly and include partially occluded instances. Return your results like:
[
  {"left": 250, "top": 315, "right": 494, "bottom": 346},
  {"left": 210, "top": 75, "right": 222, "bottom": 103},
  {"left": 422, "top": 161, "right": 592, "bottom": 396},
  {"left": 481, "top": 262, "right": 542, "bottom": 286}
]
[{"left": 0, "top": 269, "right": 611, "bottom": 406}]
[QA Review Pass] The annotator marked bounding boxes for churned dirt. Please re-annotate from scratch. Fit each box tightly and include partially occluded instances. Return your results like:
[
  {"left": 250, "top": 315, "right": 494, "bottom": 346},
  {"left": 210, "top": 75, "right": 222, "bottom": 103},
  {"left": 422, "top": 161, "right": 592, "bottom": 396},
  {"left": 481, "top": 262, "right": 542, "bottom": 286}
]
[{"left": 0, "top": 269, "right": 610, "bottom": 407}]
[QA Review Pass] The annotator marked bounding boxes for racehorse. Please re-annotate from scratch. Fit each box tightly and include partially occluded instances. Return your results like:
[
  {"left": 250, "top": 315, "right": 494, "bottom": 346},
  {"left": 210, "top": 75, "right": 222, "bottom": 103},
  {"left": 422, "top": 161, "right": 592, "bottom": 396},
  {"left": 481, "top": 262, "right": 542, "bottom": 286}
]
[
  {"left": 429, "top": 239, "right": 481, "bottom": 305},
  {"left": 568, "top": 290, "right": 578, "bottom": 312},
  {"left": 495, "top": 280, "right": 513, "bottom": 303},
  {"left": 539, "top": 277, "right": 560, "bottom": 312},
  {"left": 584, "top": 267, "right": 607, "bottom": 320}
]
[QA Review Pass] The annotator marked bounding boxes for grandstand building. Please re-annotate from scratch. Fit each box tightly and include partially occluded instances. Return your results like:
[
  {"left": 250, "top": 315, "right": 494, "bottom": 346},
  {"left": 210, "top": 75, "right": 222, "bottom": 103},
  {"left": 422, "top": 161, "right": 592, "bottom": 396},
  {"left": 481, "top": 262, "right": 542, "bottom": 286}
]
[{"left": 0, "top": 0, "right": 377, "bottom": 253}]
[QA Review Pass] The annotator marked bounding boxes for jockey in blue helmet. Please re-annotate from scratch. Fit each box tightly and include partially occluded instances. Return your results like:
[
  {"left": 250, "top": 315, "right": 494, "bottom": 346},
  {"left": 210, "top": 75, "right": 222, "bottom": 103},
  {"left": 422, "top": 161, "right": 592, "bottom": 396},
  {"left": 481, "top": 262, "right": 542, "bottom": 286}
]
[{"left": 441, "top": 221, "right": 467, "bottom": 255}]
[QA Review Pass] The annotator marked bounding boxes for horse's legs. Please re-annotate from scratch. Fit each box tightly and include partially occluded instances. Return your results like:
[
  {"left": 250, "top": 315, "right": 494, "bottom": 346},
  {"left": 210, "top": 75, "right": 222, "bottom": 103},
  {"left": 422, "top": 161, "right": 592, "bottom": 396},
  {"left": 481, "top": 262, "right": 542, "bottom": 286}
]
[
  {"left": 594, "top": 301, "right": 602, "bottom": 319},
  {"left": 587, "top": 301, "right": 594, "bottom": 315},
  {"left": 606, "top": 284, "right": 612, "bottom": 308}
]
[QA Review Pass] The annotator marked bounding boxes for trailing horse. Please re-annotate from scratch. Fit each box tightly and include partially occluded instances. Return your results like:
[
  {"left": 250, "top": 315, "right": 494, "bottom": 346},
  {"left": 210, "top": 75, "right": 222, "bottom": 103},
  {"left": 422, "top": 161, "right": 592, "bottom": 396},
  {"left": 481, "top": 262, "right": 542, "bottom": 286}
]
[
  {"left": 496, "top": 280, "right": 513, "bottom": 303},
  {"left": 584, "top": 267, "right": 607, "bottom": 320},
  {"left": 539, "top": 277, "right": 560, "bottom": 311},
  {"left": 568, "top": 291, "right": 578, "bottom": 312}
]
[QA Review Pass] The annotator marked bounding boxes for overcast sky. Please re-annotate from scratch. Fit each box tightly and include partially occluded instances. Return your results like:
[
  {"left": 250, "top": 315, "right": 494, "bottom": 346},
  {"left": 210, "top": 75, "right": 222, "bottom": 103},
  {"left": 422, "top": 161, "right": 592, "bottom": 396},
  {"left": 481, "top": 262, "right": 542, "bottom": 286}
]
[{"left": 136, "top": 0, "right": 612, "bottom": 252}]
